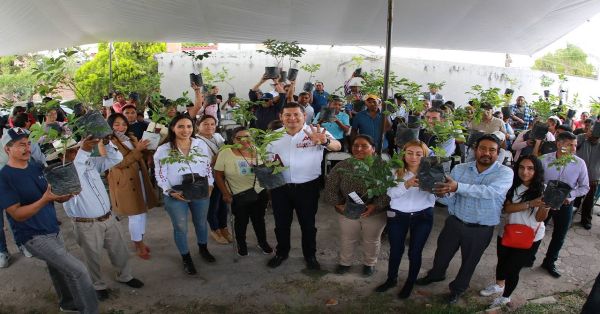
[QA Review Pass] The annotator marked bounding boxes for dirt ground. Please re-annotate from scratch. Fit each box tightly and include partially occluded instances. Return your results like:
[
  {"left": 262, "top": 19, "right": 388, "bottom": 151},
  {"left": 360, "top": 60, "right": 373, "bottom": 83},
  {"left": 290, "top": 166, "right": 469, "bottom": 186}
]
[{"left": 0, "top": 194, "right": 598, "bottom": 313}]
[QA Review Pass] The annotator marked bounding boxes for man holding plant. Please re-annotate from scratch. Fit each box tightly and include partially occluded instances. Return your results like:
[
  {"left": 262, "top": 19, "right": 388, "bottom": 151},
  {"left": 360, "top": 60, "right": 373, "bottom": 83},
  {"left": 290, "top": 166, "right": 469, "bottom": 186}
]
[{"left": 266, "top": 103, "right": 341, "bottom": 270}]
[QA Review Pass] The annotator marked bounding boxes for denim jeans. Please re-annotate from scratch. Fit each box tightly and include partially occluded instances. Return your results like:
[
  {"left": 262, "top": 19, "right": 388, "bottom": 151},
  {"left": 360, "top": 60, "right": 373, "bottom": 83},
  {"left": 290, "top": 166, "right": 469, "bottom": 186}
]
[
  {"left": 164, "top": 196, "right": 210, "bottom": 255},
  {"left": 207, "top": 185, "right": 228, "bottom": 231},
  {"left": 386, "top": 207, "right": 434, "bottom": 283},
  {"left": 0, "top": 209, "right": 21, "bottom": 253},
  {"left": 25, "top": 233, "right": 98, "bottom": 314}
]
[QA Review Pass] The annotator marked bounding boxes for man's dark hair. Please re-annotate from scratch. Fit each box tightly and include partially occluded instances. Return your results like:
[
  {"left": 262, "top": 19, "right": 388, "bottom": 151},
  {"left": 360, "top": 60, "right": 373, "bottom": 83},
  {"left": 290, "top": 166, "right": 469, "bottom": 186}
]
[
  {"left": 13, "top": 113, "right": 29, "bottom": 128},
  {"left": 121, "top": 104, "right": 137, "bottom": 112},
  {"left": 584, "top": 118, "right": 594, "bottom": 124},
  {"left": 480, "top": 102, "right": 493, "bottom": 110},
  {"left": 556, "top": 131, "right": 576, "bottom": 142},
  {"left": 281, "top": 102, "right": 305, "bottom": 113},
  {"left": 556, "top": 124, "right": 573, "bottom": 133},
  {"left": 475, "top": 134, "right": 500, "bottom": 149},
  {"left": 425, "top": 107, "right": 445, "bottom": 118},
  {"left": 298, "top": 91, "right": 310, "bottom": 97}
]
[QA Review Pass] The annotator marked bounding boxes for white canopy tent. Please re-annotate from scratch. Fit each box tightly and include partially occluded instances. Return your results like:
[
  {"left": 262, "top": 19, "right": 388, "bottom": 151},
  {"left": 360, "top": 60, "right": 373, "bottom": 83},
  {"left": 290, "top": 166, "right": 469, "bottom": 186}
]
[{"left": 1, "top": 0, "right": 600, "bottom": 56}]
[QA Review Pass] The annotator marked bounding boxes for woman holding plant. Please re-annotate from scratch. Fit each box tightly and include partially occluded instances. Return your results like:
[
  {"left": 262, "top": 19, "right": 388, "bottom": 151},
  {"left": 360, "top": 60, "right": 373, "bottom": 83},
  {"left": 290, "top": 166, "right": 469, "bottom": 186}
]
[
  {"left": 324, "top": 135, "right": 390, "bottom": 277},
  {"left": 154, "top": 114, "right": 215, "bottom": 275},
  {"left": 374, "top": 140, "right": 437, "bottom": 299},
  {"left": 106, "top": 113, "right": 159, "bottom": 260},
  {"left": 213, "top": 126, "right": 273, "bottom": 256},
  {"left": 196, "top": 115, "right": 231, "bottom": 245},
  {"left": 479, "top": 155, "right": 549, "bottom": 308}
]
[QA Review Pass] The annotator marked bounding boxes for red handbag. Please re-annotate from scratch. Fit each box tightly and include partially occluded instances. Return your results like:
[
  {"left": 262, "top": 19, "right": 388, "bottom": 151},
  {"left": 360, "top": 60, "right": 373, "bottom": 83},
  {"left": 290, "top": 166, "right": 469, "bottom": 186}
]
[{"left": 501, "top": 223, "right": 541, "bottom": 249}]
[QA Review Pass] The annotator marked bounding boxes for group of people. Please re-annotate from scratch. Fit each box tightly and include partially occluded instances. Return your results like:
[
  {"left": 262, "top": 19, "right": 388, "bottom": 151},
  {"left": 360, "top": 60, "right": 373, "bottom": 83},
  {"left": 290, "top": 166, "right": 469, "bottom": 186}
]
[{"left": 0, "top": 70, "right": 599, "bottom": 313}]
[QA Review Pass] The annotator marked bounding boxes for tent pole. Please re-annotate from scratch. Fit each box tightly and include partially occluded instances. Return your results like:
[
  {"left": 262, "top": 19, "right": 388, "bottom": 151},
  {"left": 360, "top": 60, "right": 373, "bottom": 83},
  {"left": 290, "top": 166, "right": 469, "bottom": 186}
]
[
  {"left": 108, "top": 42, "right": 113, "bottom": 95},
  {"left": 377, "top": 0, "right": 393, "bottom": 154}
]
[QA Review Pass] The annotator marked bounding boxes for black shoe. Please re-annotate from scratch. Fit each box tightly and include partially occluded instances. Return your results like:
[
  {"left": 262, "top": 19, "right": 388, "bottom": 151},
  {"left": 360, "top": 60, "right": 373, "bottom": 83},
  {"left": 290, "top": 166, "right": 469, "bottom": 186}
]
[
  {"left": 398, "top": 282, "right": 414, "bottom": 299},
  {"left": 237, "top": 243, "right": 248, "bottom": 257},
  {"left": 199, "top": 244, "right": 216, "bottom": 263},
  {"left": 415, "top": 274, "right": 445, "bottom": 286},
  {"left": 306, "top": 256, "right": 321, "bottom": 270},
  {"left": 335, "top": 264, "right": 351, "bottom": 275},
  {"left": 541, "top": 262, "right": 561, "bottom": 278},
  {"left": 375, "top": 279, "right": 397, "bottom": 292},
  {"left": 362, "top": 265, "right": 375, "bottom": 277},
  {"left": 122, "top": 278, "right": 144, "bottom": 288},
  {"left": 96, "top": 289, "right": 109, "bottom": 301},
  {"left": 582, "top": 222, "right": 592, "bottom": 230},
  {"left": 446, "top": 291, "right": 463, "bottom": 305},
  {"left": 182, "top": 253, "right": 197, "bottom": 275},
  {"left": 267, "top": 255, "right": 288, "bottom": 268},
  {"left": 258, "top": 242, "right": 273, "bottom": 254}
]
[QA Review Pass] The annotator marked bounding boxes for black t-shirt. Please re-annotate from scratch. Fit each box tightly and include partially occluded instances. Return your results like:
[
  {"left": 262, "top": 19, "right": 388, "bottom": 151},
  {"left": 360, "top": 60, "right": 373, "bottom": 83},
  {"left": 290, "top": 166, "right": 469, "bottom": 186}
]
[
  {"left": 129, "top": 121, "right": 149, "bottom": 141},
  {"left": 0, "top": 163, "right": 59, "bottom": 244}
]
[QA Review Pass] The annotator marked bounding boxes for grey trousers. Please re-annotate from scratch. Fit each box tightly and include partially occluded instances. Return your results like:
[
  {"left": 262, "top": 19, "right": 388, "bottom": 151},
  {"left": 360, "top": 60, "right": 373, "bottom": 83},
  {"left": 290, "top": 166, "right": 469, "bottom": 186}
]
[
  {"left": 72, "top": 215, "right": 134, "bottom": 290},
  {"left": 25, "top": 233, "right": 98, "bottom": 314},
  {"left": 427, "top": 215, "right": 494, "bottom": 294}
]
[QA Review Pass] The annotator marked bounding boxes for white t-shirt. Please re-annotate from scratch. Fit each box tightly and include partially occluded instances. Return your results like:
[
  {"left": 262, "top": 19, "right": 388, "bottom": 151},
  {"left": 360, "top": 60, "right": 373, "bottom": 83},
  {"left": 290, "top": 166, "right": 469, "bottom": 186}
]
[
  {"left": 498, "top": 184, "right": 545, "bottom": 242},
  {"left": 268, "top": 125, "right": 334, "bottom": 184}
]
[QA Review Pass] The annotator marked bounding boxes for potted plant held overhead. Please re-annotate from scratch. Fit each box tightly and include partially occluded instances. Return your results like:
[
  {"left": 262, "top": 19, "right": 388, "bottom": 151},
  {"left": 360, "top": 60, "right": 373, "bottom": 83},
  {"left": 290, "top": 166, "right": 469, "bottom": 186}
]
[
  {"left": 257, "top": 39, "right": 306, "bottom": 80},
  {"left": 339, "top": 153, "right": 404, "bottom": 219},
  {"left": 543, "top": 150, "right": 576, "bottom": 209},
  {"left": 159, "top": 147, "right": 210, "bottom": 200},
  {"left": 184, "top": 50, "right": 212, "bottom": 91},
  {"left": 299, "top": 63, "right": 321, "bottom": 92},
  {"left": 247, "top": 128, "right": 288, "bottom": 189}
]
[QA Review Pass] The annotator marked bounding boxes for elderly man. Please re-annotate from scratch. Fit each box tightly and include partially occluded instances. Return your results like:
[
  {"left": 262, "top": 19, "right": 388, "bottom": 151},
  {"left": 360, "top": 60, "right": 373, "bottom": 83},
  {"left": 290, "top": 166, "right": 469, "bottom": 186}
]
[
  {"left": 0, "top": 128, "right": 98, "bottom": 313},
  {"left": 416, "top": 134, "right": 513, "bottom": 304},
  {"left": 266, "top": 103, "right": 341, "bottom": 270}
]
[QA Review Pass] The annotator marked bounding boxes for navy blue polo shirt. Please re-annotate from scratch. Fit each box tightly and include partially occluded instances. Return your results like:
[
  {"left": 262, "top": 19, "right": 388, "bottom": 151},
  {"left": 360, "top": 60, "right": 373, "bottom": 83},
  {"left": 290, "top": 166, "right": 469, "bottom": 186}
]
[{"left": 351, "top": 110, "right": 388, "bottom": 149}]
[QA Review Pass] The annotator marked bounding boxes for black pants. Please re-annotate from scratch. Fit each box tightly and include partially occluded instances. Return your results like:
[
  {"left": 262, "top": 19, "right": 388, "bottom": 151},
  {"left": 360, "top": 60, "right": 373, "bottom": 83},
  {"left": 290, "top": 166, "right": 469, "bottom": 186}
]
[
  {"left": 537, "top": 203, "right": 574, "bottom": 265},
  {"left": 496, "top": 236, "right": 540, "bottom": 298},
  {"left": 271, "top": 179, "right": 320, "bottom": 259},
  {"left": 232, "top": 190, "right": 269, "bottom": 247},
  {"left": 428, "top": 215, "right": 494, "bottom": 294},
  {"left": 580, "top": 181, "right": 599, "bottom": 226},
  {"left": 582, "top": 272, "right": 600, "bottom": 314}
]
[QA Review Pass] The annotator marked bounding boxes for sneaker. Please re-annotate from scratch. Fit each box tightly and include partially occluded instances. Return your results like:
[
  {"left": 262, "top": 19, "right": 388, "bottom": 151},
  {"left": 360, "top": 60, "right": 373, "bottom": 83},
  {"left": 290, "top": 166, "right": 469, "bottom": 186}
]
[
  {"left": 480, "top": 284, "right": 505, "bottom": 296},
  {"left": 19, "top": 245, "right": 33, "bottom": 258},
  {"left": 0, "top": 252, "right": 10, "bottom": 268},
  {"left": 490, "top": 296, "right": 511, "bottom": 308},
  {"left": 238, "top": 243, "right": 249, "bottom": 257},
  {"left": 257, "top": 242, "right": 273, "bottom": 255}
]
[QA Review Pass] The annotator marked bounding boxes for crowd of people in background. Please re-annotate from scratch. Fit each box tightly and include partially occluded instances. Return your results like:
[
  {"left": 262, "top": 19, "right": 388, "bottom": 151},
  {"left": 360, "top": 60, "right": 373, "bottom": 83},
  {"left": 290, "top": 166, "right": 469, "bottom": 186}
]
[{"left": 1, "top": 69, "right": 600, "bottom": 313}]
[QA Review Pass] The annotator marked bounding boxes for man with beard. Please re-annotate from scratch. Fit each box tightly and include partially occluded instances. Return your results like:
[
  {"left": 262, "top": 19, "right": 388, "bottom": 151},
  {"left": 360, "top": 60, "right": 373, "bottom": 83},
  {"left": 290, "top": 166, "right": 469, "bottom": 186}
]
[{"left": 416, "top": 134, "right": 513, "bottom": 304}]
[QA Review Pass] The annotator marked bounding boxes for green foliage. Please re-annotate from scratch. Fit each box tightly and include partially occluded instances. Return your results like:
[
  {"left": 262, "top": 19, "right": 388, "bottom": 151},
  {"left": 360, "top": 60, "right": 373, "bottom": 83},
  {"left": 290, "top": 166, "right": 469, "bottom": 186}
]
[
  {"left": 530, "top": 93, "right": 560, "bottom": 121},
  {"left": 172, "top": 91, "right": 192, "bottom": 107},
  {"left": 396, "top": 78, "right": 424, "bottom": 114},
  {"left": 28, "top": 113, "right": 87, "bottom": 165},
  {"left": 350, "top": 55, "right": 364, "bottom": 68},
  {"left": 230, "top": 98, "right": 257, "bottom": 127},
  {"left": 183, "top": 50, "right": 212, "bottom": 61},
  {"left": 248, "top": 128, "right": 287, "bottom": 173},
  {"left": 0, "top": 55, "right": 38, "bottom": 102},
  {"left": 257, "top": 39, "right": 306, "bottom": 68},
  {"left": 548, "top": 152, "right": 576, "bottom": 171},
  {"left": 540, "top": 74, "right": 555, "bottom": 87},
  {"left": 532, "top": 44, "right": 597, "bottom": 78},
  {"left": 465, "top": 85, "right": 508, "bottom": 123},
  {"left": 299, "top": 63, "right": 321, "bottom": 81},
  {"left": 341, "top": 154, "right": 404, "bottom": 199},
  {"left": 590, "top": 97, "right": 600, "bottom": 117},
  {"left": 360, "top": 69, "right": 405, "bottom": 98},
  {"left": 74, "top": 42, "right": 166, "bottom": 107},
  {"left": 423, "top": 119, "right": 466, "bottom": 157},
  {"left": 159, "top": 146, "right": 206, "bottom": 173},
  {"left": 32, "top": 48, "right": 86, "bottom": 103},
  {"left": 427, "top": 81, "right": 446, "bottom": 90},
  {"left": 201, "top": 67, "right": 234, "bottom": 90}
]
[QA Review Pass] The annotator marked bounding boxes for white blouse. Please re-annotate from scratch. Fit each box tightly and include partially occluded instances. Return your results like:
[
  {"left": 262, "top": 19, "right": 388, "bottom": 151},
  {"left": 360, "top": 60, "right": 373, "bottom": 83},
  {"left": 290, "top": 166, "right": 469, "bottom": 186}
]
[
  {"left": 387, "top": 171, "right": 437, "bottom": 213},
  {"left": 498, "top": 184, "right": 545, "bottom": 242}
]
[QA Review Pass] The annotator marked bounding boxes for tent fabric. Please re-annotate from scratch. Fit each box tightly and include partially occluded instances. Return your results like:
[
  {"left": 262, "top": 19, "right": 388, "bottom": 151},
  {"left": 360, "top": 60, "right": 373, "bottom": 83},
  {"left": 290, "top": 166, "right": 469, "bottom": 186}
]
[{"left": 1, "top": 0, "right": 600, "bottom": 56}]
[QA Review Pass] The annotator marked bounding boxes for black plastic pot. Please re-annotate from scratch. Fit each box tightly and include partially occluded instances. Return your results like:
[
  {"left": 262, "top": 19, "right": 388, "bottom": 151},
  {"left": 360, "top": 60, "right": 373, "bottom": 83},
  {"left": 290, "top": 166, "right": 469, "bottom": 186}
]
[
  {"left": 279, "top": 71, "right": 287, "bottom": 83},
  {"left": 592, "top": 123, "right": 600, "bottom": 138},
  {"left": 396, "top": 127, "right": 420, "bottom": 149},
  {"left": 431, "top": 100, "right": 444, "bottom": 109},
  {"left": 504, "top": 88, "right": 514, "bottom": 96},
  {"left": 228, "top": 92, "right": 236, "bottom": 100},
  {"left": 190, "top": 73, "right": 203, "bottom": 86},
  {"left": 567, "top": 109, "right": 577, "bottom": 119},
  {"left": 77, "top": 110, "right": 112, "bottom": 139},
  {"left": 303, "top": 82, "right": 314, "bottom": 92},
  {"left": 287, "top": 68, "right": 299, "bottom": 81},
  {"left": 344, "top": 197, "right": 366, "bottom": 220},
  {"left": 254, "top": 165, "right": 286, "bottom": 190},
  {"left": 319, "top": 108, "right": 336, "bottom": 122},
  {"left": 44, "top": 162, "right": 82, "bottom": 195},
  {"left": 501, "top": 106, "right": 512, "bottom": 118},
  {"left": 418, "top": 156, "right": 448, "bottom": 193},
  {"left": 540, "top": 141, "right": 557, "bottom": 155},
  {"left": 543, "top": 180, "right": 572, "bottom": 209},
  {"left": 531, "top": 122, "right": 549, "bottom": 140},
  {"left": 352, "top": 100, "right": 365, "bottom": 112},
  {"left": 264, "top": 67, "right": 280, "bottom": 79},
  {"left": 353, "top": 68, "right": 362, "bottom": 76},
  {"left": 543, "top": 90, "right": 551, "bottom": 98},
  {"left": 467, "top": 130, "right": 485, "bottom": 148},
  {"left": 407, "top": 115, "right": 421, "bottom": 128},
  {"left": 176, "top": 173, "right": 209, "bottom": 200},
  {"left": 205, "top": 95, "right": 218, "bottom": 105}
]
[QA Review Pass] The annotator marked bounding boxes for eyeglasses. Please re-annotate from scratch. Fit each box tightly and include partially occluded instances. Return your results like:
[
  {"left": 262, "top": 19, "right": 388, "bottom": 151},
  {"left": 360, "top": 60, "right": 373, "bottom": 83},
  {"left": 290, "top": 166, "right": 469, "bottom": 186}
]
[{"left": 235, "top": 136, "right": 251, "bottom": 140}]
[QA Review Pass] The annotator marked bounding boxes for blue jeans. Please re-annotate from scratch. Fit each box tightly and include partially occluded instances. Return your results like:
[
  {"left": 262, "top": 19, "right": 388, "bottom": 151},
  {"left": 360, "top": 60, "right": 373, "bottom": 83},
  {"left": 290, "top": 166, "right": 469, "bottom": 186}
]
[
  {"left": 0, "top": 209, "right": 21, "bottom": 253},
  {"left": 207, "top": 185, "right": 228, "bottom": 231},
  {"left": 386, "top": 207, "right": 434, "bottom": 283},
  {"left": 164, "top": 196, "right": 210, "bottom": 255}
]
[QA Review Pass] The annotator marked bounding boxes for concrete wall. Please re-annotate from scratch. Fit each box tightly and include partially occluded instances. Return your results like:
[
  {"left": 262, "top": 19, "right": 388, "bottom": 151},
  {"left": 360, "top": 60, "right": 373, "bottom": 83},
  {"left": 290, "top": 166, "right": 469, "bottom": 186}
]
[{"left": 157, "top": 49, "right": 599, "bottom": 112}]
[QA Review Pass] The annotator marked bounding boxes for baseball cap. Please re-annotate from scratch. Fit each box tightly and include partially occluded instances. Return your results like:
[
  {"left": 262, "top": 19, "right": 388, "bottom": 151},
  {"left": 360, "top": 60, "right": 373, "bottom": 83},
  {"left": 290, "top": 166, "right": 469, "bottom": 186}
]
[
  {"left": 261, "top": 93, "right": 274, "bottom": 100},
  {"left": 1, "top": 127, "right": 29, "bottom": 147},
  {"left": 363, "top": 94, "right": 380, "bottom": 102}
]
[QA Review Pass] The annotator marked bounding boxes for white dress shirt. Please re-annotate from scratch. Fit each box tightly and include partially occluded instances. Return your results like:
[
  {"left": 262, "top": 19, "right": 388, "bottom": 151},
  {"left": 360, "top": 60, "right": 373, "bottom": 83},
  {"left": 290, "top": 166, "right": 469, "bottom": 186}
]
[
  {"left": 63, "top": 144, "right": 123, "bottom": 218},
  {"left": 387, "top": 171, "right": 437, "bottom": 213}
]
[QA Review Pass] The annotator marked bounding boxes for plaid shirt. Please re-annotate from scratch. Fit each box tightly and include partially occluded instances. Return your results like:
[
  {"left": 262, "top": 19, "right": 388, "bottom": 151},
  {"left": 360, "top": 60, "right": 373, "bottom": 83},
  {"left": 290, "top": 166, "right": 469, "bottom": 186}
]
[{"left": 509, "top": 104, "right": 534, "bottom": 130}]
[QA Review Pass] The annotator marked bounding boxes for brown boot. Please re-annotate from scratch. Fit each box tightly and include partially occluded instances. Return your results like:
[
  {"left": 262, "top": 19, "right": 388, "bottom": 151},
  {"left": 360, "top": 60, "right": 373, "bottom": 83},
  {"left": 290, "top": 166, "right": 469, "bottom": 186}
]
[
  {"left": 210, "top": 230, "right": 229, "bottom": 244},
  {"left": 219, "top": 228, "right": 233, "bottom": 243}
]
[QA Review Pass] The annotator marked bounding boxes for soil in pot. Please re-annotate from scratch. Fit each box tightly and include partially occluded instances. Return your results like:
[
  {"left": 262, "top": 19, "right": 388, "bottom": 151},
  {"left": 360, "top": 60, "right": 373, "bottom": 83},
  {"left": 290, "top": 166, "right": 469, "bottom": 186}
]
[
  {"left": 543, "top": 180, "right": 572, "bottom": 209},
  {"left": 44, "top": 162, "right": 82, "bottom": 195},
  {"left": 531, "top": 122, "right": 549, "bottom": 140},
  {"left": 264, "top": 67, "right": 280, "bottom": 79},
  {"left": 77, "top": 110, "right": 112, "bottom": 139},
  {"left": 344, "top": 196, "right": 366, "bottom": 220},
  {"left": 501, "top": 106, "right": 512, "bottom": 118},
  {"left": 254, "top": 165, "right": 286, "bottom": 190},
  {"left": 418, "top": 156, "right": 448, "bottom": 193},
  {"left": 189, "top": 73, "right": 203, "bottom": 86},
  {"left": 396, "top": 127, "right": 420, "bottom": 149},
  {"left": 303, "top": 82, "right": 314, "bottom": 92},
  {"left": 287, "top": 68, "right": 299, "bottom": 81}
]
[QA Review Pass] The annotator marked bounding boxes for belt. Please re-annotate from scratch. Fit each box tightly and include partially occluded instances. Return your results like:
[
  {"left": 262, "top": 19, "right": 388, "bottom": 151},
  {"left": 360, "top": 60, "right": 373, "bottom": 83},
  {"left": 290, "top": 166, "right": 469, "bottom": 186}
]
[
  {"left": 285, "top": 178, "right": 320, "bottom": 188},
  {"left": 73, "top": 212, "right": 111, "bottom": 223},
  {"left": 388, "top": 207, "right": 431, "bottom": 217},
  {"left": 452, "top": 215, "right": 489, "bottom": 228}
]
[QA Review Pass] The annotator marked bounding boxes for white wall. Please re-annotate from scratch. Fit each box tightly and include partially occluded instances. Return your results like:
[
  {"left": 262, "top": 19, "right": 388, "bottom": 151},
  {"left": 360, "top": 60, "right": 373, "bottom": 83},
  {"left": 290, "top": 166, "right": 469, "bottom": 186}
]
[{"left": 157, "top": 49, "right": 599, "bottom": 113}]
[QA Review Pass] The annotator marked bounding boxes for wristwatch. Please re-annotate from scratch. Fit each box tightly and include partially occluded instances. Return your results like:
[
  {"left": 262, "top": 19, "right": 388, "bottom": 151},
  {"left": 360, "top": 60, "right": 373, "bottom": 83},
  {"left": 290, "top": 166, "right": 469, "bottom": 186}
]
[{"left": 321, "top": 138, "right": 331, "bottom": 147}]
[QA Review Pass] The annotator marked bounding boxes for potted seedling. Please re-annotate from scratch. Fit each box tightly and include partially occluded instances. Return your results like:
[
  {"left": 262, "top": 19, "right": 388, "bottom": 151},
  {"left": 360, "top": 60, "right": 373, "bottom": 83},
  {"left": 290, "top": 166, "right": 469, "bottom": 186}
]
[
  {"left": 339, "top": 153, "right": 404, "bottom": 219},
  {"left": 159, "top": 146, "right": 209, "bottom": 200},
  {"left": 427, "top": 81, "right": 446, "bottom": 93},
  {"left": 418, "top": 119, "right": 465, "bottom": 192},
  {"left": 257, "top": 39, "right": 306, "bottom": 80},
  {"left": 248, "top": 128, "right": 287, "bottom": 189},
  {"left": 230, "top": 98, "right": 257, "bottom": 127},
  {"left": 465, "top": 85, "right": 505, "bottom": 125},
  {"left": 184, "top": 50, "right": 212, "bottom": 88},
  {"left": 143, "top": 93, "right": 172, "bottom": 149},
  {"left": 529, "top": 92, "right": 559, "bottom": 140},
  {"left": 300, "top": 63, "right": 321, "bottom": 92},
  {"left": 543, "top": 151, "right": 576, "bottom": 209}
]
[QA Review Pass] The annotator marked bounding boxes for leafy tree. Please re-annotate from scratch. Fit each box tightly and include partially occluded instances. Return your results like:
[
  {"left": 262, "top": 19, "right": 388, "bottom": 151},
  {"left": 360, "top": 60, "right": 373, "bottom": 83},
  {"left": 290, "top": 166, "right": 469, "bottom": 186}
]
[
  {"left": 0, "top": 55, "right": 39, "bottom": 105},
  {"left": 532, "top": 44, "right": 597, "bottom": 78},
  {"left": 74, "top": 42, "right": 166, "bottom": 107}
]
